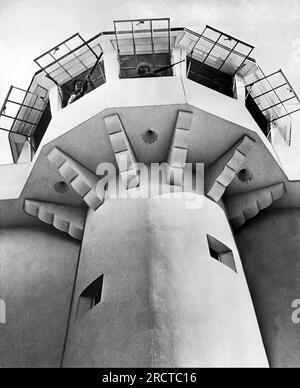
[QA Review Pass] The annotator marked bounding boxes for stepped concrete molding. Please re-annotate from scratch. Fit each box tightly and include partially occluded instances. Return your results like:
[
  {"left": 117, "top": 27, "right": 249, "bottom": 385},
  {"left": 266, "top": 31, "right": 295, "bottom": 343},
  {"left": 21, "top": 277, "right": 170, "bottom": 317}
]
[
  {"left": 104, "top": 114, "right": 139, "bottom": 190},
  {"left": 167, "top": 110, "right": 193, "bottom": 186},
  {"left": 225, "top": 182, "right": 285, "bottom": 228},
  {"left": 205, "top": 135, "right": 255, "bottom": 202},
  {"left": 24, "top": 199, "right": 86, "bottom": 240},
  {"left": 47, "top": 147, "right": 102, "bottom": 210}
]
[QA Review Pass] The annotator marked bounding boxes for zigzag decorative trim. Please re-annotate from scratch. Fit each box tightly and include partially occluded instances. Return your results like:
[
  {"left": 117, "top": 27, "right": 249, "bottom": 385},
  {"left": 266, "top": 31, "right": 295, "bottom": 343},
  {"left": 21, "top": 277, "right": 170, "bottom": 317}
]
[
  {"left": 104, "top": 114, "right": 139, "bottom": 190},
  {"left": 24, "top": 199, "right": 86, "bottom": 240},
  {"left": 167, "top": 110, "right": 193, "bottom": 186},
  {"left": 47, "top": 147, "right": 103, "bottom": 210},
  {"left": 224, "top": 182, "right": 285, "bottom": 228},
  {"left": 206, "top": 135, "right": 255, "bottom": 202}
]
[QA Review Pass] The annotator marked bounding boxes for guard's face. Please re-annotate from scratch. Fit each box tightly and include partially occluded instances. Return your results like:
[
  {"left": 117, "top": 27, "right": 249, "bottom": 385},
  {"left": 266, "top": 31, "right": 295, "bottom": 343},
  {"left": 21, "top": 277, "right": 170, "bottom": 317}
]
[
  {"left": 138, "top": 65, "right": 151, "bottom": 75},
  {"left": 75, "top": 82, "right": 83, "bottom": 91}
]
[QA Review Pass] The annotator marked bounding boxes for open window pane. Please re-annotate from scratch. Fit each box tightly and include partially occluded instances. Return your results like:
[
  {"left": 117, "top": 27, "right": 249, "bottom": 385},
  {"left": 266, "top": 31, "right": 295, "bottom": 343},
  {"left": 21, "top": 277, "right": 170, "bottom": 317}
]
[
  {"left": 114, "top": 18, "right": 173, "bottom": 78},
  {"left": 34, "top": 33, "right": 106, "bottom": 107},
  {"left": 245, "top": 69, "right": 300, "bottom": 123},
  {"left": 185, "top": 25, "right": 254, "bottom": 98},
  {"left": 0, "top": 84, "right": 51, "bottom": 162},
  {"left": 188, "top": 25, "right": 254, "bottom": 76},
  {"left": 34, "top": 34, "right": 101, "bottom": 84},
  {"left": 245, "top": 68, "right": 300, "bottom": 142}
]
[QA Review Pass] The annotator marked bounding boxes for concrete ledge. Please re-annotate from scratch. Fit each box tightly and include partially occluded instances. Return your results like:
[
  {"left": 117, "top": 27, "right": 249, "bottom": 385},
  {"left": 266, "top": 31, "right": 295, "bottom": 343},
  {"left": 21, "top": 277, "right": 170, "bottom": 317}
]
[
  {"left": 225, "top": 182, "right": 286, "bottom": 228},
  {"left": 24, "top": 199, "right": 86, "bottom": 240}
]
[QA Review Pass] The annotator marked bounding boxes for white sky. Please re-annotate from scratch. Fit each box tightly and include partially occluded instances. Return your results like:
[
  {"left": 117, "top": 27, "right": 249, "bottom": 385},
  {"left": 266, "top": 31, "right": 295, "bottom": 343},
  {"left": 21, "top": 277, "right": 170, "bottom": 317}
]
[{"left": 1, "top": 0, "right": 300, "bottom": 175}]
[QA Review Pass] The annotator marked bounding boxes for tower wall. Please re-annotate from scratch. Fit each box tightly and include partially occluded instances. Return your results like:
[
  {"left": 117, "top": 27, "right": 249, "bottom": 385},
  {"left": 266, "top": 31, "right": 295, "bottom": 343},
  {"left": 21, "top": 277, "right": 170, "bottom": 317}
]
[
  {"left": 63, "top": 195, "right": 268, "bottom": 367},
  {"left": 236, "top": 208, "right": 300, "bottom": 367},
  {"left": 0, "top": 226, "right": 80, "bottom": 367}
]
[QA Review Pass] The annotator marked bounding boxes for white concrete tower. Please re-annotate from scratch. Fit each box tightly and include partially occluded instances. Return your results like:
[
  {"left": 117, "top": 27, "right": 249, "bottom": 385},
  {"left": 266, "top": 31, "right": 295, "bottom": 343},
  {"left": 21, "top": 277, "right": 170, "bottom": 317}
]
[{"left": 1, "top": 18, "right": 300, "bottom": 367}]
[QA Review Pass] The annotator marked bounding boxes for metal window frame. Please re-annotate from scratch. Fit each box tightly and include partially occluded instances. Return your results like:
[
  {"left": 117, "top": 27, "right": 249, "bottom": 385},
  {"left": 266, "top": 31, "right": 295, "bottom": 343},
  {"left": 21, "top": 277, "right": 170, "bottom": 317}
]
[
  {"left": 245, "top": 69, "right": 300, "bottom": 123},
  {"left": 187, "top": 25, "right": 254, "bottom": 78},
  {"left": 0, "top": 85, "right": 48, "bottom": 131},
  {"left": 113, "top": 18, "right": 171, "bottom": 72},
  {"left": 188, "top": 32, "right": 223, "bottom": 75},
  {"left": 260, "top": 95, "right": 296, "bottom": 112},
  {"left": 253, "top": 82, "right": 288, "bottom": 99},
  {"left": 34, "top": 33, "right": 101, "bottom": 86},
  {"left": 0, "top": 83, "right": 49, "bottom": 162}
]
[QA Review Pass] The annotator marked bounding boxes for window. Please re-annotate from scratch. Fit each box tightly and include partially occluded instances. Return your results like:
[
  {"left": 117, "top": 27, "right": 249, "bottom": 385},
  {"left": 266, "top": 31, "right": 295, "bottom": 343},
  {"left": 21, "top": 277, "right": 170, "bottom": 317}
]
[
  {"left": 207, "top": 235, "right": 237, "bottom": 272},
  {"left": 244, "top": 68, "right": 300, "bottom": 143},
  {"left": 77, "top": 275, "right": 104, "bottom": 317},
  {"left": 0, "top": 299, "right": 6, "bottom": 324},
  {"left": 187, "top": 56, "right": 235, "bottom": 97},
  {"left": 34, "top": 33, "right": 106, "bottom": 108},
  {"left": 113, "top": 18, "right": 174, "bottom": 79},
  {"left": 59, "top": 62, "right": 105, "bottom": 107},
  {"left": 185, "top": 25, "right": 254, "bottom": 98},
  {"left": 0, "top": 84, "right": 51, "bottom": 162}
]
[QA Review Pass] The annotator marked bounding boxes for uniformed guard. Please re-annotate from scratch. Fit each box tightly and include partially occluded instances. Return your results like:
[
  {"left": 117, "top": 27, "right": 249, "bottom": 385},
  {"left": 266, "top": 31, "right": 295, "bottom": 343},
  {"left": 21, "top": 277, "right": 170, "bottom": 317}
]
[{"left": 68, "top": 74, "right": 95, "bottom": 105}]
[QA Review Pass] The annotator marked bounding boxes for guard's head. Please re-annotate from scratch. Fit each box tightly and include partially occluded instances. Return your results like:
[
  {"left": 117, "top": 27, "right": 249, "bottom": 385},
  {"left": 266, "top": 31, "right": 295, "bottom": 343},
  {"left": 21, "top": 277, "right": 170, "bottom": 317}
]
[
  {"left": 136, "top": 62, "right": 152, "bottom": 75},
  {"left": 73, "top": 79, "right": 84, "bottom": 91}
]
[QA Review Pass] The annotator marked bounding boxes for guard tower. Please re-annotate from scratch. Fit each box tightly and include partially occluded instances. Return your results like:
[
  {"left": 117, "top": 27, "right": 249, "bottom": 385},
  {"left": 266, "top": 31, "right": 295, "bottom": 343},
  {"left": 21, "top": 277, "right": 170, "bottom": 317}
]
[{"left": 1, "top": 18, "right": 300, "bottom": 368}]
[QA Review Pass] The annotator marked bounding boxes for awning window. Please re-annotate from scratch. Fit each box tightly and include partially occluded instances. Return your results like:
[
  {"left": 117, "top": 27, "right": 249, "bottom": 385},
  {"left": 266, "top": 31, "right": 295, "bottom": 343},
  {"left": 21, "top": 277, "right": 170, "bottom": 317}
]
[
  {"left": 34, "top": 33, "right": 105, "bottom": 87},
  {"left": 0, "top": 84, "right": 50, "bottom": 162},
  {"left": 113, "top": 18, "right": 173, "bottom": 78},
  {"left": 245, "top": 69, "right": 300, "bottom": 123},
  {"left": 187, "top": 25, "right": 254, "bottom": 77}
]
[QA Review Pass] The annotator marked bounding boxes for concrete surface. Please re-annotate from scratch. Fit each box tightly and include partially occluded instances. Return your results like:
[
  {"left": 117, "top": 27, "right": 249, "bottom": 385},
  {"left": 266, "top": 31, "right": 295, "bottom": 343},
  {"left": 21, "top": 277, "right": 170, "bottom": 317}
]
[
  {"left": 236, "top": 208, "right": 300, "bottom": 367},
  {"left": 63, "top": 195, "right": 268, "bottom": 367},
  {"left": 0, "top": 225, "right": 80, "bottom": 367}
]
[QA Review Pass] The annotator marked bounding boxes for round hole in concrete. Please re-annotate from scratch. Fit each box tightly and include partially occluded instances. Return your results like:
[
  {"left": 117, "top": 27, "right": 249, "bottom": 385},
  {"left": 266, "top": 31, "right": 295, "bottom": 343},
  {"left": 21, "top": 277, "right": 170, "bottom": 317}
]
[
  {"left": 54, "top": 181, "right": 69, "bottom": 193},
  {"left": 141, "top": 129, "right": 158, "bottom": 144},
  {"left": 237, "top": 168, "right": 253, "bottom": 183}
]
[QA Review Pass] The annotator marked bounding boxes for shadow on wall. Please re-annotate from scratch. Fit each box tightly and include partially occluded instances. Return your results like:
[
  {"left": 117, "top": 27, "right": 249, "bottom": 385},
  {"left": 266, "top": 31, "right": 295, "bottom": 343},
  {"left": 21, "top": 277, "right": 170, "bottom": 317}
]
[{"left": 235, "top": 208, "right": 300, "bottom": 367}]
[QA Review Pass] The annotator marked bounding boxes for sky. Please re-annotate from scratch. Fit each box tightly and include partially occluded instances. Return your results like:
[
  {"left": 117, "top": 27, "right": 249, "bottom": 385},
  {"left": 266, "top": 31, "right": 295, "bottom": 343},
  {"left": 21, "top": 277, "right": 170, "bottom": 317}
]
[{"left": 1, "top": 0, "right": 300, "bottom": 174}]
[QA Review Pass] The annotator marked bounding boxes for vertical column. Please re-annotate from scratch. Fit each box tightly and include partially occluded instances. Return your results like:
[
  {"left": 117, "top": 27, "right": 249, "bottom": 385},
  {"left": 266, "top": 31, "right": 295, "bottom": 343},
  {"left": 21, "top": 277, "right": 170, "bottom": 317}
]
[
  {"left": 234, "top": 74, "right": 246, "bottom": 102},
  {"left": 49, "top": 85, "right": 63, "bottom": 114},
  {"left": 63, "top": 196, "right": 268, "bottom": 367},
  {"left": 17, "top": 140, "right": 32, "bottom": 163},
  {"left": 172, "top": 47, "right": 186, "bottom": 78},
  {"left": 101, "top": 38, "right": 120, "bottom": 82}
]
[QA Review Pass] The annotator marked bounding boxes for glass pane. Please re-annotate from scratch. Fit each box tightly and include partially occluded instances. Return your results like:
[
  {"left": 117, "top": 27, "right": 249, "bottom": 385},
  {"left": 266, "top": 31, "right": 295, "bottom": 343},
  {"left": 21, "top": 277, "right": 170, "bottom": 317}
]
[
  {"left": 114, "top": 18, "right": 170, "bottom": 56},
  {"left": 190, "top": 26, "right": 253, "bottom": 76},
  {"left": 247, "top": 69, "right": 300, "bottom": 122},
  {"left": 34, "top": 33, "right": 103, "bottom": 86}
]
